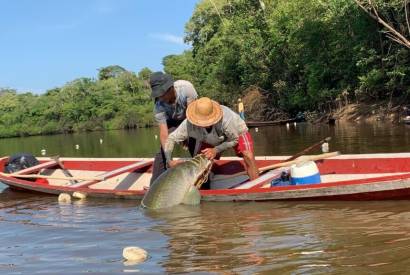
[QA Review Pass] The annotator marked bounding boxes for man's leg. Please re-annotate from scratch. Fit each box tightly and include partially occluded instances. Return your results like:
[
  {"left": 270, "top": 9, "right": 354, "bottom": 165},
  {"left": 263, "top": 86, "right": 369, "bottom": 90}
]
[
  {"left": 241, "top": 150, "right": 259, "bottom": 180},
  {"left": 150, "top": 125, "right": 178, "bottom": 185},
  {"left": 234, "top": 131, "right": 259, "bottom": 180},
  {"left": 150, "top": 147, "right": 167, "bottom": 185}
]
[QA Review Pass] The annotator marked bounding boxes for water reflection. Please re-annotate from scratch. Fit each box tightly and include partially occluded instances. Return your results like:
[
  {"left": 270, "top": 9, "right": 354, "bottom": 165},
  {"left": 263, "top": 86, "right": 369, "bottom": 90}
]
[
  {"left": 0, "top": 122, "right": 410, "bottom": 273},
  {"left": 143, "top": 203, "right": 322, "bottom": 273},
  {"left": 252, "top": 122, "right": 410, "bottom": 155},
  {"left": 0, "top": 122, "right": 408, "bottom": 159},
  {"left": 3, "top": 185, "right": 410, "bottom": 273},
  {"left": 141, "top": 201, "right": 410, "bottom": 274}
]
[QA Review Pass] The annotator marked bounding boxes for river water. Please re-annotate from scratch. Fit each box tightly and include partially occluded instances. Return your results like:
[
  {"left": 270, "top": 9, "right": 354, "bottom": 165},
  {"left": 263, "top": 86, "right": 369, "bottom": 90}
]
[{"left": 1, "top": 122, "right": 410, "bottom": 274}]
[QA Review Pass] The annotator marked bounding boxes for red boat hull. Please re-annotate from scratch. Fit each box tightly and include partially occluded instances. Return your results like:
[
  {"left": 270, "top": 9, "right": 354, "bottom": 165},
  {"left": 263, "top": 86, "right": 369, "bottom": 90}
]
[{"left": 1, "top": 154, "right": 410, "bottom": 201}]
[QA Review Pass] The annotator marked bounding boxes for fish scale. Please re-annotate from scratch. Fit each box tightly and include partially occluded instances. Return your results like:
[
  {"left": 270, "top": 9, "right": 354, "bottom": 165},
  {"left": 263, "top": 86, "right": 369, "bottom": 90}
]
[{"left": 141, "top": 155, "right": 212, "bottom": 209}]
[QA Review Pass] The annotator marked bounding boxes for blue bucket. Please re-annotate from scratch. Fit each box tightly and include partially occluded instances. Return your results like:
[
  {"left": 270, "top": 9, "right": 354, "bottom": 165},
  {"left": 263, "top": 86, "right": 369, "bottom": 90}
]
[
  {"left": 290, "top": 161, "right": 321, "bottom": 185},
  {"left": 290, "top": 173, "right": 321, "bottom": 185}
]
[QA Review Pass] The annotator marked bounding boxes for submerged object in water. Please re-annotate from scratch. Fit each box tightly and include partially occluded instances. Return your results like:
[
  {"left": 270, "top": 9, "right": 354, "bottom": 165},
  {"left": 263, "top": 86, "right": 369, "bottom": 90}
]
[
  {"left": 141, "top": 155, "right": 212, "bottom": 209},
  {"left": 73, "top": 191, "right": 87, "bottom": 199},
  {"left": 58, "top": 193, "right": 71, "bottom": 203},
  {"left": 123, "top": 246, "right": 148, "bottom": 264}
]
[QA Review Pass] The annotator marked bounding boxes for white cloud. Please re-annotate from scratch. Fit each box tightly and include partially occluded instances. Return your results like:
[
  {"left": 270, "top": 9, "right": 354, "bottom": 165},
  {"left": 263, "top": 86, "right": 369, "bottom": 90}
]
[
  {"left": 149, "top": 33, "right": 186, "bottom": 46},
  {"left": 94, "top": 1, "right": 115, "bottom": 15},
  {"left": 44, "top": 21, "right": 81, "bottom": 31}
]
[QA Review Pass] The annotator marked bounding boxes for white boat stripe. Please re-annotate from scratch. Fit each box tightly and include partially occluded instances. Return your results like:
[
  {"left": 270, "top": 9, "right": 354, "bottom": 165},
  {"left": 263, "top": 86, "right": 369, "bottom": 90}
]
[
  {"left": 68, "top": 161, "right": 151, "bottom": 188},
  {"left": 244, "top": 133, "right": 251, "bottom": 151},
  {"left": 241, "top": 133, "right": 248, "bottom": 151},
  {"left": 36, "top": 152, "right": 410, "bottom": 162}
]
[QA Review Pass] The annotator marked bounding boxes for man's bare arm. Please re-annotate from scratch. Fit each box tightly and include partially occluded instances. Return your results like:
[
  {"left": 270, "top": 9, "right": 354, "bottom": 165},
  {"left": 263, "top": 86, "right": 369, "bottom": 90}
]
[{"left": 159, "top": 123, "right": 168, "bottom": 149}]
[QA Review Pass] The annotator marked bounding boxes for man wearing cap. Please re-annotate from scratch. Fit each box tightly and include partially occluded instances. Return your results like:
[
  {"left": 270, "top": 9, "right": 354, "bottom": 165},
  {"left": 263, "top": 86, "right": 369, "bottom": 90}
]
[
  {"left": 164, "top": 97, "right": 259, "bottom": 182},
  {"left": 149, "top": 72, "right": 198, "bottom": 184}
]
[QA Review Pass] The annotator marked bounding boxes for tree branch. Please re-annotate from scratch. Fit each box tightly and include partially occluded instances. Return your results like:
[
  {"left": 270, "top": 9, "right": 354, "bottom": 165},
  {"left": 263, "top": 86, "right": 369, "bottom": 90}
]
[
  {"left": 354, "top": 0, "right": 410, "bottom": 48},
  {"left": 405, "top": 0, "right": 410, "bottom": 36}
]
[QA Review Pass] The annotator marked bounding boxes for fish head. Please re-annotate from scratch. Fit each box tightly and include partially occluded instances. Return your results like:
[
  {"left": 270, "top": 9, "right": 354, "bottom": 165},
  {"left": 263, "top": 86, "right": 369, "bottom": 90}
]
[
  {"left": 141, "top": 154, "right": 213, "bottom": 210},
  {"left": 190, "top": 154, "right": 213, "bottom": 188}
]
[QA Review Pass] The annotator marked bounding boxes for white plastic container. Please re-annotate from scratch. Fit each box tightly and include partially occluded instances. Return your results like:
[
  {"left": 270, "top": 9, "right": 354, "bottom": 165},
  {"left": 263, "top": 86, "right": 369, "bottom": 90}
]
[
  {"left": 290, "top": 161, "right": 321, "bottom": 185},
  {"left": 321, "top": 142, "right": 329, "bottom": 153}
]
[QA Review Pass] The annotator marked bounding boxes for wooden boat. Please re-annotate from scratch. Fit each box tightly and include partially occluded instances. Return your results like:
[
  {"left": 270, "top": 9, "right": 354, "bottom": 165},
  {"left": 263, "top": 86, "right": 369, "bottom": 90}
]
[
  {"left": 246, "top": 113, "right": 306, "bottom": 128},
  {"left": 246, "top": 118, "right": 300, "bottom": 128},
  {"left": 1, "top": 153, "right": 410, "bottom": 201}
]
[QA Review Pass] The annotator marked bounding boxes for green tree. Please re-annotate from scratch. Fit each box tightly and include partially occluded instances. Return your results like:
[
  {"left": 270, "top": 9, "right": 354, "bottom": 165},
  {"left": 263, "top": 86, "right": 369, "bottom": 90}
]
[{"left": 98, "top": 65, "right": 127, "bottom": 80}]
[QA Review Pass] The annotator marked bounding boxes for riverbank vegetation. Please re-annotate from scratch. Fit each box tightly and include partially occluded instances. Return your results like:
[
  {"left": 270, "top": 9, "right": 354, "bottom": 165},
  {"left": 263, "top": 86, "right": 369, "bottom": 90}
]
[
  {"left": 1, "top": 0, "right": 409, "bottom": 138},
  {"left": 164, "top": 0, "right": 410, "bottom": 119},
  {"left": 0, "top": 66, "right": 153, "bottom": 138}
]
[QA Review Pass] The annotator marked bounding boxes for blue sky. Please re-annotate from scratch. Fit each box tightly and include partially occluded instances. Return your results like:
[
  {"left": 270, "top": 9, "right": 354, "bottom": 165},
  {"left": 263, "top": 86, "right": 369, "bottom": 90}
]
[{"left": 0, "top": 0, "right": 198, "bottom": 93}]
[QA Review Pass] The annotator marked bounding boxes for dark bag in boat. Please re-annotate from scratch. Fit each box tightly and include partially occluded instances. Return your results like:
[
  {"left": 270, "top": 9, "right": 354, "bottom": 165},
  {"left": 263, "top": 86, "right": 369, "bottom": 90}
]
[
  {"left": 270, "top": 171, "right": 291, "bottom": 187},
  {"left": 4, "top": 153, "right": 40, "bottom": 174}
]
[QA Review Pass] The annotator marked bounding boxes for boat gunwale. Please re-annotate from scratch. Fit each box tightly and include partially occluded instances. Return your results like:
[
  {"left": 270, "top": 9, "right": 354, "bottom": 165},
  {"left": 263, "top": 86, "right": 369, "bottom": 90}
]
[
  {"left": 1, "top": 152, "right": 410, "bottom": 200},
  {"left": 1, "top": 169, "right": 410, "bottom": 199},
  {"left": 31, "top": 152, "right": 410, "bottom": 162}
]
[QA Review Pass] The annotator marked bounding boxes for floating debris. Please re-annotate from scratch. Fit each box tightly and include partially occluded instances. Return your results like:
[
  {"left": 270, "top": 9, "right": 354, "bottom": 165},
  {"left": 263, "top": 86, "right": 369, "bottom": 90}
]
[
  {"left": 100, "top": 138, "right": 103, "bottom": 144},
  {"left": 41, "top": 149, "right": 46, "bottom": 156},
  {"left": 75, "top": 144, "right": 80, "bottom": 150},
  {"left": 122, "top": 247, "right": 148, "bottom": 264},
  {"left": 58, "top": 193, "right": 71, "bottom": 203},
  {"left": 72, "top": 192, "right": 87, "bottom": 199}
]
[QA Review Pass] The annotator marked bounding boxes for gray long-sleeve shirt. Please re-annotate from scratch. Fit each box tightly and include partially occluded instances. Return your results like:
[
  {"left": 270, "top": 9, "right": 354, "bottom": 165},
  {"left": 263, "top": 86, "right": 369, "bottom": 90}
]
[
  {"left": 164, "top": 105, "right": 248, "bottom": 163},
  {"left": 154, "top": 80, "right": 197, "bottom": 125}
]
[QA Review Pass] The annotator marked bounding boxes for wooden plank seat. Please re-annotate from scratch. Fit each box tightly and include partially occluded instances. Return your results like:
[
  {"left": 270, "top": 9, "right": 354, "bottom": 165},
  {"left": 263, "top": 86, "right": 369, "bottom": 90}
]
[
  {"left": 13, "top": 160, "right": 59, "bottom": 175},
  {"left": 210, "top": 168, "right": 288, "bottom": 190},
  {"left": 68, "top": 160, "right": 152, "bottom": 188},
  {"left": 249, "top": 172, "right": 410, "bottom": 189}
]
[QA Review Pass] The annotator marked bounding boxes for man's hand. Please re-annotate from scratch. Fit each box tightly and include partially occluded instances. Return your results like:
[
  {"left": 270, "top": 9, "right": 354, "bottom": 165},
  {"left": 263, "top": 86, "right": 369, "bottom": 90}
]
[{"left": 201, "top": 147, "right": 217, "bottom": 160}]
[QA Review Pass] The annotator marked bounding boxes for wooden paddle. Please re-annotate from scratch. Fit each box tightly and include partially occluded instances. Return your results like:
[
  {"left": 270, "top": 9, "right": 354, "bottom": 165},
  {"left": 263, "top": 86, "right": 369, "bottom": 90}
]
[
  {"left": 50, "top": 156, "right": 78, "bottom": 184},
  {"left": 0, "top": 172, "right": 103, "bottom": 181},
  {"left": 210, "top": 136, "right": 333, "bottom": 181},
  {"left": 283, "top": 136, "right": 331, "bottom": 162},
  {"left": 213, "top": 151, "right": 340, "bottom": 181},
  {"left": 259, "top": 151, "right": 340, "bottom": 173}
]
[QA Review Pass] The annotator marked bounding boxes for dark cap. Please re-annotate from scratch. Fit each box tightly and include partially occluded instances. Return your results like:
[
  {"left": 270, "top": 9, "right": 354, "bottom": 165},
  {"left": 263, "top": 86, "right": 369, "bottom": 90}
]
[{"left": 149, "top": 72, "right": 174, "bottom": 98}]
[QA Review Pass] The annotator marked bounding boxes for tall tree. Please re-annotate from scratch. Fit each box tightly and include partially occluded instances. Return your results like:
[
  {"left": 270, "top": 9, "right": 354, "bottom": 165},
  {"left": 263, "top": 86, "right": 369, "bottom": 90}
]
[{"left": 98, "top": 65, "right": 127, "bottom": 80}]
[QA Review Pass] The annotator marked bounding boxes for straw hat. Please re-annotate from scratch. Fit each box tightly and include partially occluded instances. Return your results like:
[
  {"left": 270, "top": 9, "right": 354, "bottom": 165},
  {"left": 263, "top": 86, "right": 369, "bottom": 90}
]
[{"left": 187, "top": 97, "right": 223, "bottom": 127}]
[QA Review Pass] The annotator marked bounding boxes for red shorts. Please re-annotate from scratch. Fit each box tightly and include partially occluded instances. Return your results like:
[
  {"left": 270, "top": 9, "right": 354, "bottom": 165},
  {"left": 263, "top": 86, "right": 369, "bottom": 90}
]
[
  {"left": 199, "top": 131, "right": 254, "bottom": 158},
  {"left": 234, "top": 131, "right": 254, "bottom": 156}
]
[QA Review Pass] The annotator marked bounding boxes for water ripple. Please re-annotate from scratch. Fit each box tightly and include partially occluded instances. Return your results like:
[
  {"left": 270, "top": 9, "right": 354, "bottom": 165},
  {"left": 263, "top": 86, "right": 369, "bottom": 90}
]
[{"left": 2, "top": 187, "right": 410, "bottom": 273}]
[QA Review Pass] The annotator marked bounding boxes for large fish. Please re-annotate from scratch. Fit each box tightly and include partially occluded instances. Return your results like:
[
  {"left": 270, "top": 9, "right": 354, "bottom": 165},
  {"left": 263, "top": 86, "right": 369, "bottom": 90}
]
[{"left": 141, "top": 155, "right": 212, "bottom": 210}]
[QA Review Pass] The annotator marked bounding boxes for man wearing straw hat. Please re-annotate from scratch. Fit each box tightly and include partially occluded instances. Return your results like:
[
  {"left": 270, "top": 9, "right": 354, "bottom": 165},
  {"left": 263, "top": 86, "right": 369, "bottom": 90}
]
[
  {"left": 164, "top": 97, "right": 259, "bottom": 181},
  {"left": 149, "top": 72, "right": 198, "bottom": 184}
]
